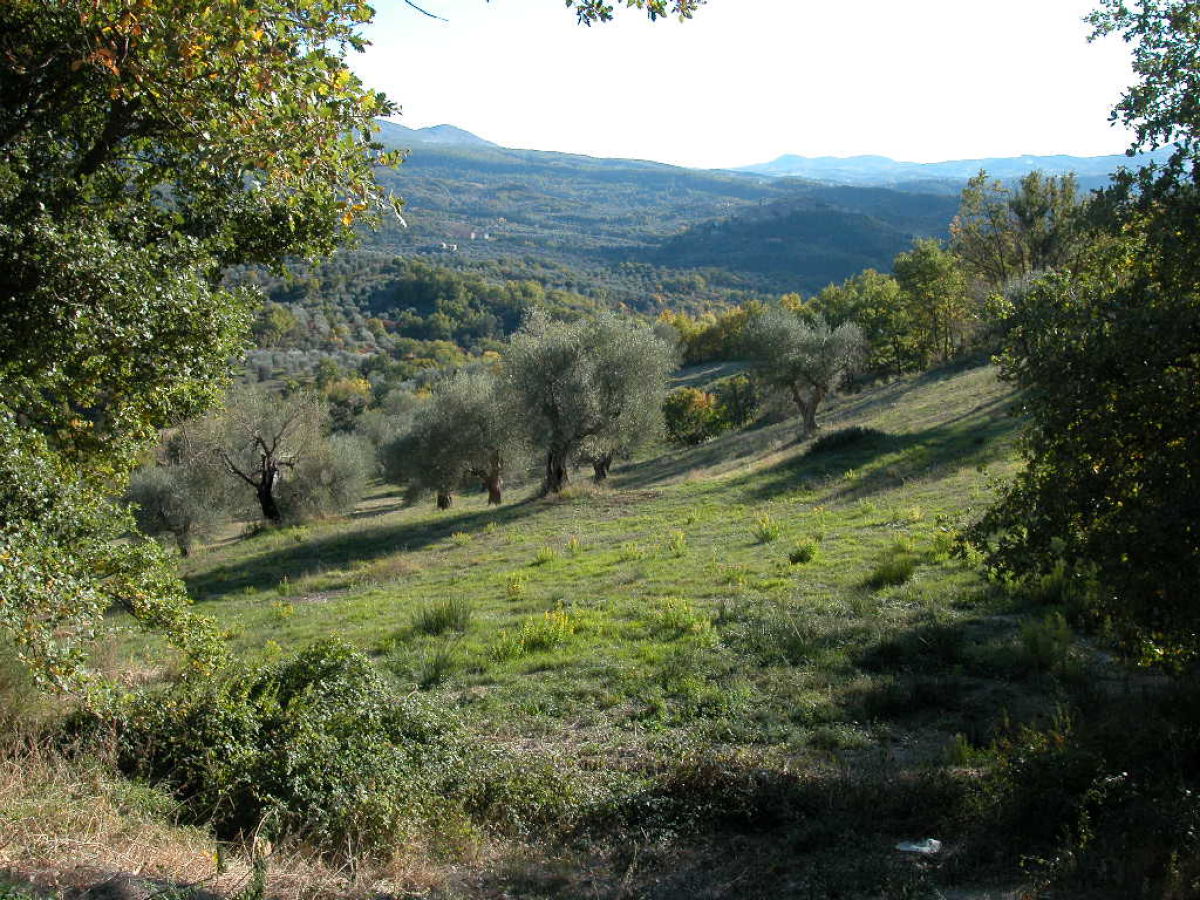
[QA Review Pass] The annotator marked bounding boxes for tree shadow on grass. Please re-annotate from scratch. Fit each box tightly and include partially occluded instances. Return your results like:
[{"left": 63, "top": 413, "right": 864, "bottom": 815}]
[
  {"left": 615, "top": 419, "right": 793, "bottom": 491},
  {"left": 736, "top": 393, "right": 1019, "bottom": 504},
  {"left": 185, "top": 494, "right": 542, "bottom": 602}
]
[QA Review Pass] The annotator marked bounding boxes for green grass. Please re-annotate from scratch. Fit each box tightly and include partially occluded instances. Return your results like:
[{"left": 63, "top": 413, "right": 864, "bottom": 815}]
[{"left": 95, "top": 363, "right": 1090, "bottom": 896}]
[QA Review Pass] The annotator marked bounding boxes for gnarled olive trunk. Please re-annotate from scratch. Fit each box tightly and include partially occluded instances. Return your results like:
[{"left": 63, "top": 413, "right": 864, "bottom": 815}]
[
  {"left": 792, "top": 384, "right": 826, "bottom": 439},
  {"left": 257, "top": 466, "right": 282, "bottom": 523},
  {"left": 543, "top": 448, "right": 569, "bottom": 495},
  {"left": 483, "top": 474, "right": 503, "bottom": 505},
  {"left": 592, "top": 452, "right": 613, "bottom": 483},
  {"left": 436, "top": 491, "right": 453, "bottom": 510}
]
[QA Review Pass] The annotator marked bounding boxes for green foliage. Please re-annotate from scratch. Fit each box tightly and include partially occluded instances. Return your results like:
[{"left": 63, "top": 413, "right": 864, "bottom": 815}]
[
  {"left": 662, "top": 387, "right": 728, "bottom": 445},
  {"left": 967, "top": 259, "right": 1200, "bottom": 662},
  {"left": 891, "top": 238, "right": 973, "bottom": 365},
  {"left": 1019, "top": 612, "right": 1074, "bottom": 675},
  {"left": 0, "top": 0, "right": 396, "bottom": 689},
  {"left": 745, "top": 305, "right": 865, "bottom": 437},
  {"left": 807, "top": 425, "right": 890, "bottom": 456},
  {"left": 181, "top": 386, "right": 369, "bottom": 527},
  {"left": 382, "top": 368, "right": 515, "bottom": 508},
  {"left": 788, "top": 538, "right": 820, "bottom": 565},
  {"left": 711, "top": 373, "right": 761, "bottom": 427},
  {"left": 966, "top": 1, "right": 1200, "bottom": 663},
  {"left": 865, "top": 542, "right": 918, "bottom": 589},
  {"left": 752, "top": 513, "right": 781, "bottom": 544},
  {"left": 0, "top": 423, "right": 223, "bottom": 692},
  {"left": 950, "top": 170, "right": 1085, "bottom": 288},
  {"left": 112, "top": 641, "right": 462, "bottom": 854},
  {"left": 809, "top": 269, "right": 921, "bottom": 377},
  {"left": 127, "top": 462, "right": 223, "bottom": 558},
  {"left": 505, "top": 312, "right": 674, "bottom": 493}
]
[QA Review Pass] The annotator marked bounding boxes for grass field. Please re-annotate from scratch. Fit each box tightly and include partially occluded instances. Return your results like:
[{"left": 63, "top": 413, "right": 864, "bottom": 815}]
[{"left": 7, "top": 362, "right": 1114, "bottom": 898}]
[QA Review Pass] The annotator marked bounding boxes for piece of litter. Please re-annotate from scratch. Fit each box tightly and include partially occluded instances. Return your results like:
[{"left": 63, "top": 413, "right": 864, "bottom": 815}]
[{"left": 895, "top": 838, "right": 942, "bottom": 855}]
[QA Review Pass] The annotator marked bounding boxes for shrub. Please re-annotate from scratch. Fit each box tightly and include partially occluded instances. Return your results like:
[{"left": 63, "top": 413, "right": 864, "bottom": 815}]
[
  {"left": 417, "top": 643, "right": 459, "bottom": 690},
  {"left": 711, "top": 373, "right": 760, "bottom": 427},
  {"left": 865, "top": 542, "right": 917, "bottom": 589},
  {"left": 752, "top": 513, "right": 781, "bottom": 544},
  {"left": 111, "top": 641, "right": 462, "bottom": 855},
  {"left": 807, "top": 426, "right": 889, "bottom": 456},
  {"left": 650, "top": 596, "right": 714, "bottom": 639},
  {"left": 662, "top": 387, "right": 728, "bottom": 445},
  {"left": 1019, "top": 612, "right": 1073, "bottom": 674},
  {"left": 521, "top": 607, "right": 576, "bottom": 652},
  {"left": 788, "top": 538, "right": 820, "bottom": 565},
  {"left": 666, "top": 530, "right": 688, "bottom": 557},
  {"left": 504, "top": 572, "right": 527, "bottom": 601},
  {"left": 412, "top": 597, "right": 473, "bottom": 635}
]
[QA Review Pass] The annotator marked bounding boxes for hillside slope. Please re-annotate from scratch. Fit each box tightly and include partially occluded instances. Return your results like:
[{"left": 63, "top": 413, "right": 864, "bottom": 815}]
[{"left": 7, "top": 363, "right": 1087, "bottom": 898}]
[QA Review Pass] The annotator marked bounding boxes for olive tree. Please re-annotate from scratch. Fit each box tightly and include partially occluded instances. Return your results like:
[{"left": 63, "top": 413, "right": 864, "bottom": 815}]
[
  {"left": 127, "top": 460, "right": 224, "bottom": 558},
  {"left": 382, "top": 369, "right": 519, "bottom": 509},
  {"left": 746, "top": 307, "right": 865, "bottom": 438},
  {"left": 505, "top": 313, "right": 674, "bottom": 493},
  {"left": 192, "top": 387, "right": 370, "bottom": 526}
]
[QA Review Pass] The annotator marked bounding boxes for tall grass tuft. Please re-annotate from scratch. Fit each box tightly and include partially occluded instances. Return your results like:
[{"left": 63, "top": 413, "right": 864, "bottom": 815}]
[{"left": 412, "top": 597, "right": 473, "bottom": 635}]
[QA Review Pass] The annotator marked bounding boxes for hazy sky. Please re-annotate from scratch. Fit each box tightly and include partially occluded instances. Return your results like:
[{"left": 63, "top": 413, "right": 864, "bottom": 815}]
[{"left": 350, "top": 0, "right": 1138, "bottom": 169}]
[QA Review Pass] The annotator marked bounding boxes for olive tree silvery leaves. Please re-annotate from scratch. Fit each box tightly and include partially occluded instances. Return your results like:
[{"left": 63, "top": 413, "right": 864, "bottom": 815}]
[
  {"left": 382, "top": 369, "right": 521, "bottom": 510},
  {"left": 745, "top": 306, "right": 866, "bottom": 439},
  {"left": 504, "top": 313, "right": 675, "bottom": 493}
]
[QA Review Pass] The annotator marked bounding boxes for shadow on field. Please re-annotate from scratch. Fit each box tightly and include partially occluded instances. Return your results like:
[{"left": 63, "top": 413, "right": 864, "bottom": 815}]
[
  {"left": 615, "top": 420, "right": 791, "bottom": 490},
  {"left": 737, "top": 393, "right": 1018, "bottom": 503},
  {"left": 185, "top": 495, "right": 542, "bottom": 601}
]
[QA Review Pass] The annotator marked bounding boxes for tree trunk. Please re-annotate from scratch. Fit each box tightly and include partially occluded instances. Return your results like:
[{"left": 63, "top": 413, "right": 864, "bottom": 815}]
[
  {"left": 436, "top": 491, "right": 453, "bottom": 510},
  {"left": 799, "top": 386, "right": 826, "bottom": 438},
  {"left": 592, "top": 452, "right": 613, "bottom": 483},
  {"left": 543, "top": 449, "right": 569, "bottom": 495},
  {"left": 257, "top": 468, "right": 282, "bottom": 524},
  {"left": 483, "top": 473, "right": 503, "bottom": 505}
]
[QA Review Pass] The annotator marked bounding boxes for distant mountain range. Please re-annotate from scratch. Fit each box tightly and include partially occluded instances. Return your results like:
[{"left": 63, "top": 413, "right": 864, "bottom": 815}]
[
  {"left": 359, "top": 120, "right": 1166, "bottom": 301},
  {"left": 733, "top": 148, "right": 1175, "bottom": 193},
  {"left": 376, "top": 121, "right": 499, "bottom": 149}
]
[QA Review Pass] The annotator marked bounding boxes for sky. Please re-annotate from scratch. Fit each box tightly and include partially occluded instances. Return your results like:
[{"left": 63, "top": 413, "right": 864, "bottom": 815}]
[{"left": 348, "top": 0, "right": 1139, "bottom": 170}]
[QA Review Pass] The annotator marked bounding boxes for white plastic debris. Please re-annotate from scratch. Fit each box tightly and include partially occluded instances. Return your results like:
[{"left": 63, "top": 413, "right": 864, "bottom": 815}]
[{"left": 895, "top": 838, "right": 942, "bottom": 855}]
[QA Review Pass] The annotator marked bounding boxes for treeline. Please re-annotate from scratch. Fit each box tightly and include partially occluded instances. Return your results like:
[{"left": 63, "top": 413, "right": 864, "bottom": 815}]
[{"left": 659, "top": 170, "right": 1087, "bottom": 377}]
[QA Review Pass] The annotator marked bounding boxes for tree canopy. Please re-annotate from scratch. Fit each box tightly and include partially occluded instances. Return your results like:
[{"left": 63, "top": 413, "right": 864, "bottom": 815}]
[
  {"left": 970, "top": 0, "right": 1200, "bottom": 666},
  {"left": 506, "top": 313, "right": 674, "bottom": 493},
  {"left": 0, "top": 0, "right": 395, "bottom": 689}
]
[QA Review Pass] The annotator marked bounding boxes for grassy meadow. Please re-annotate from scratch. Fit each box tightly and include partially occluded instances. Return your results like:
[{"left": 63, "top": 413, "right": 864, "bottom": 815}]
[{"left": 7, "top": 362, "right": 1133, "bottom": 898}]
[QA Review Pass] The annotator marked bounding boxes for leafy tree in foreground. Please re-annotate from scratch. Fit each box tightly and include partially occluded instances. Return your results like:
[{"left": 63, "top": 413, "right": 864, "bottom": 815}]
[
  {"left": 745, "top": 307, "right": 865, "bottom": 438},
  {"left": 969, "top": 0, "right": 1200, "bottom": 664},
  {"left": 0, "top": 0, "right": 395, "bottom": 689},
  {"left": 506, "top": 313, "right": 674, "bottom": 493},
  {"left": 384, "top": 369, "right": 519, "bottom": 509}
]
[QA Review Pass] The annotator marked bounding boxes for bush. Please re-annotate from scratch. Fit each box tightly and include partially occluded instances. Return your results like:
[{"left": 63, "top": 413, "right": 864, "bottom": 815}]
[
  {"left": 111, "top": 641, "right": 463, "bottom": 855},
  {"left": 807, "top": 426, "right": 889, "bottom": 456},
  {"left": 788, "top": 538, "right": 820, "bottom": 565},
  {"left": 865, "top": 542, "right": 917, "bottom": 589},
  {"left": 663, "top": 387, "right": 728, "bottom": 445},
  {"left": 752, "top": 513, "right": 781, "bottom": 543}
]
